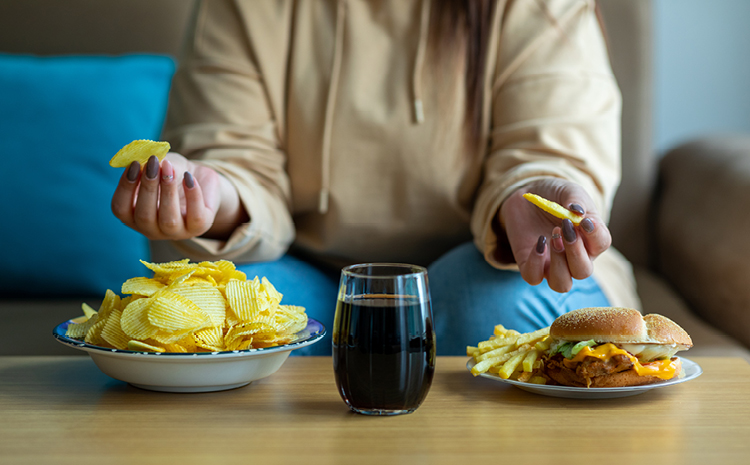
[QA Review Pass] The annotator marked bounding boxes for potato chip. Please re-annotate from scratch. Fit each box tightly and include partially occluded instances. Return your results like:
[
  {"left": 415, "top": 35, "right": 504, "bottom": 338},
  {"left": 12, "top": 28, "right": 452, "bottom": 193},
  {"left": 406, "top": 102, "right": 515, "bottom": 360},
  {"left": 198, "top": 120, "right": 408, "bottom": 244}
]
[
  {"left": 82, "top": 303, "right": 97, "bottom": 319},
  {"left": 66, "top": 309, "right": 99, "bottom": 339},
  {"left": 225, "top": 279, "right": 265, "bottom": 322},
  {"left": 215, "top": 260, "right": 247, "bottom": 284},
  {"left": 101, "top": 309, "right": 130, "bottom": 350},
  {"left": 522, "top": 193, "right": 583, "bottom": 225},
  {"left": 275, "top": 305, "right": 307, "bottom": 334},
  {"left": 127, "top": 340, "right": 166, "bottom": 353},
  {"left": 172, "top": 282, "right": 227, "bottom": 326},
  {"left": 225, "top": 321, "right": 275, "bottom": 350},
  {"left": 72, "top": 259, "right": 308, "bottom": 353},
  {"left": 121, "top": 297, "right": 159, "bottom": 340},
  {"left": 148, "top": 291, "right": 213, "bottom": 332},
  {"left": 85, "top": 318, "right": 108, "bottom": 347},
  {"left": 122, "top": 277, "right": 165, "bottom": 296},
  {"left": 194, "top": 326, "right": 225, "bottom": 351},
  {"left": 109, "top": 139, "right": 170, "bottom": 168},
  {"left": 151, "top": 329, "right": 194, "bottom": 345},
  {"left": 140, "top": 259, "right": 194, "bottom": 276}
]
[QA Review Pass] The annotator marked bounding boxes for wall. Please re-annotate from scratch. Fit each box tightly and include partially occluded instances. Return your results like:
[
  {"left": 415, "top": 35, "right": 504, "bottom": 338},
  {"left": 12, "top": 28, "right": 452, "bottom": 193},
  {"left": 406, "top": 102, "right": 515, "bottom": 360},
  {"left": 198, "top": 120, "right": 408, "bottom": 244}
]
[{"left": 654, "top": 0, "right": 750, "bottom": 153}]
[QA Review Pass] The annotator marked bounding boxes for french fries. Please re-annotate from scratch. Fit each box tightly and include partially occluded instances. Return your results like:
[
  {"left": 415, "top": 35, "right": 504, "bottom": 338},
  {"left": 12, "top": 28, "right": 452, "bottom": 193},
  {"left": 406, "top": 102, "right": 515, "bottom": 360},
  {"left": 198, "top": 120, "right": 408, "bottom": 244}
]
[
  {"left": 522, "top": 193, "right": 583, "bottom": 225},
  {"left": 468, "top": 324, "right": 550, "bottom": 383}
]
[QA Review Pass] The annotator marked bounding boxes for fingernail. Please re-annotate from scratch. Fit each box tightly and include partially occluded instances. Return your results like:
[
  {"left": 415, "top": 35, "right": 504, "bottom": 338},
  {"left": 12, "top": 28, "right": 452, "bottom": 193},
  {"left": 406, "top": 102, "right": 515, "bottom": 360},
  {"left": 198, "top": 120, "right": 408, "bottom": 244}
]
[
  {"left": 145, "top": 155, "right": 159, "bottom": 180},
  {"left": 581, "top": 218, "right": 595, "bottom": 233},
  {"left": 536, "top": 235, "right": 546, "bottom": 254},
  {"left": 569, "top": 203, "right": 585, "bottom": 215},
  {"left": 126, "top": 161, "right": 140, "bottom": 182},
  {"left": 551, "top": 229, "right": 564, "bottom": 252},
  {"left": 184, "top": 171, "right": 195, "bottom": 189},
  {"left": 161, "top": 160, "right": 174, "bottom": 182},
  {"left": 562, "top": 219, "right": 576, "bottom": 243}
]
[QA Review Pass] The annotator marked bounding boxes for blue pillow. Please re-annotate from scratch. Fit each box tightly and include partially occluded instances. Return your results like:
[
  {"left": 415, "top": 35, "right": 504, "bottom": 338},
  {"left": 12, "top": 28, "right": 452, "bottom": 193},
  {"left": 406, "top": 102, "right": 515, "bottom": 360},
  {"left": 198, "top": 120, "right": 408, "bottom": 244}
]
[{"left": 0, "top": 54, "right": 175, "bottom": 297}]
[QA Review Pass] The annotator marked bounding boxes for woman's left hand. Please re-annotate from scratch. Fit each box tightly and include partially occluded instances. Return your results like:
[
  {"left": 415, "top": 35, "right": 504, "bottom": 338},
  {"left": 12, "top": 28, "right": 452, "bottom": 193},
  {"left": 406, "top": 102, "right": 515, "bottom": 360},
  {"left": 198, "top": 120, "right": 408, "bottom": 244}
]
[{"left": 498, "top": 178, "right": 612, "bottom": 293}]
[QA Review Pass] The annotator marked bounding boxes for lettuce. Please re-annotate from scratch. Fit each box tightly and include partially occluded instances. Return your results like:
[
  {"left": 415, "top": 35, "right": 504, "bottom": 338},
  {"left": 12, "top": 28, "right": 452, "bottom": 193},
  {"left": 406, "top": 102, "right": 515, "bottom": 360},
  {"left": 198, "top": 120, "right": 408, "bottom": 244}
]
[{"left": 550, "top": 340, "right": 597, "bottom": 359}]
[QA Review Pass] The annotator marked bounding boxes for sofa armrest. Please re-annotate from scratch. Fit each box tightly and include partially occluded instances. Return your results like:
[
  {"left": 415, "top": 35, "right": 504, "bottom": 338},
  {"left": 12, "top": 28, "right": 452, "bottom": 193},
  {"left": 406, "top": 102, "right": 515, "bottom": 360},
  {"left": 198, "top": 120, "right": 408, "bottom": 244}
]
[{"left": 656, "top": 135, "right": 750, "bottom": 349}]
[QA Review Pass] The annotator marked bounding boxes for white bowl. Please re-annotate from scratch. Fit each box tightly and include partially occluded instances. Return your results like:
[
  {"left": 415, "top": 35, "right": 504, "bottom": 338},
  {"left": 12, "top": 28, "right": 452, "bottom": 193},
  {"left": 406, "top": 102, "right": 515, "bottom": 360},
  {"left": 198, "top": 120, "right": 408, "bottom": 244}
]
[{"left": 53, "top": 318, "right": 326, "bottom": 392}]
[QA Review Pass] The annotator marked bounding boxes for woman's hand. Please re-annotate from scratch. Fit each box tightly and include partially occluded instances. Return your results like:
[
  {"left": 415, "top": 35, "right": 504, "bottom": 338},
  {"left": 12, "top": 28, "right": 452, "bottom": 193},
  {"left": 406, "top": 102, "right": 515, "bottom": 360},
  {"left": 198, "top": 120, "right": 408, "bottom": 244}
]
[
  {"left": 498, "top": 178, "right": 612, "bottom": 293},
  {"left": 111, "top": 153, "right": 247, "bottom": 241}
]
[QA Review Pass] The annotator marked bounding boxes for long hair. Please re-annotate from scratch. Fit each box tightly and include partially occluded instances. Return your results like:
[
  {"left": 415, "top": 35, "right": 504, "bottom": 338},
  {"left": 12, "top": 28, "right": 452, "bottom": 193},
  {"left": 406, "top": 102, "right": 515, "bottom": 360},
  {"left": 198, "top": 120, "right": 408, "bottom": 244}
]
[
  {"left": 429, "top": 0, "right": 608, "bottom": 152},
  {"left": 429, "top": 0, "right": 496, "bottom": 152}
]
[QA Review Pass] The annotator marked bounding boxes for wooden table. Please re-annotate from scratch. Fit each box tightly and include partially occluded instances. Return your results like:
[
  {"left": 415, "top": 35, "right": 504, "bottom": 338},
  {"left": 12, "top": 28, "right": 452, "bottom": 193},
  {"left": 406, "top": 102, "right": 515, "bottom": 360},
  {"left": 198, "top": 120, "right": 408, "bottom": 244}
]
[{"left": 1, "top": 356, "right": 749, "bottom": 464}]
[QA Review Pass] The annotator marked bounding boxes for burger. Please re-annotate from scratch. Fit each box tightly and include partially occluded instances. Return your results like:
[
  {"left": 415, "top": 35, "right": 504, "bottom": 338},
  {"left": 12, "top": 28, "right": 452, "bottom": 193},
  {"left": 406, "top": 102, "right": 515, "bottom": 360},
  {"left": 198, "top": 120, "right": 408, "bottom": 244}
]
[{"left": 543, "top": 307, "right": 693, "bottom": 388}]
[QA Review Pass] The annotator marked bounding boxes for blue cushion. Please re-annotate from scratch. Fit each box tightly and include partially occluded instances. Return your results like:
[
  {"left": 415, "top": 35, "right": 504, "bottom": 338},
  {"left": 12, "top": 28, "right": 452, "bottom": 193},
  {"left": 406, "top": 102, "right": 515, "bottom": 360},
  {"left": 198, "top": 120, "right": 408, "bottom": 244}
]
[{"left": 0, "top": 54, "right": 175, "bottom": 297}]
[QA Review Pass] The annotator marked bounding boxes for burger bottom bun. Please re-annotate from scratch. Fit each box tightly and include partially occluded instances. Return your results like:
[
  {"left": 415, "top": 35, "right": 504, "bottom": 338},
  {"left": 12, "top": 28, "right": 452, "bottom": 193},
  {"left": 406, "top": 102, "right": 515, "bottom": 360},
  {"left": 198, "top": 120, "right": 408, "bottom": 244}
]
[{"left": 544, "top": 358, "right": 683, "bottom": 388}]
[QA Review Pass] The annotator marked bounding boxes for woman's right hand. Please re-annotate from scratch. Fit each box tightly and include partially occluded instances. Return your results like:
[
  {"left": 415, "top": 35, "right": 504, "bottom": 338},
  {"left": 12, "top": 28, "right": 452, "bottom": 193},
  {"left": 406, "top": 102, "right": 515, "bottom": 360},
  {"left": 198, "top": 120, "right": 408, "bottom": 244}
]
[{"left": 111, "top": 152, "right": 239, "bottom": 241}]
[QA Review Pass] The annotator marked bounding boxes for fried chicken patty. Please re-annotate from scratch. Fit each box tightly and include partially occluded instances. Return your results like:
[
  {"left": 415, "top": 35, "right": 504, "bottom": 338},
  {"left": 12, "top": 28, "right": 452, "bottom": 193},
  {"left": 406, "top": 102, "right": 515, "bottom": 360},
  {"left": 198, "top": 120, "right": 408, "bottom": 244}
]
[{"left": 544, "top": 353, "right": 634, "bottom": 387}]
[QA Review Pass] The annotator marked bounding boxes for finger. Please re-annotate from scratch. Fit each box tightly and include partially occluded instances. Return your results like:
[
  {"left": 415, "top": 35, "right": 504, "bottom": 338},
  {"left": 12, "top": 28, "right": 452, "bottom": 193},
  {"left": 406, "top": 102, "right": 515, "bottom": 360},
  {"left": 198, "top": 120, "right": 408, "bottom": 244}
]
[
  {"left": 111, "top": 161, "right": 140, "bottom": 226},
  {"left": 519, "top": 235, "right": 547, "bottom": 286},
  {"left": 183, "top": 171, "right": 212, "bottom": 236},
  {"left": 561, "top": 219, "right": 593, "bottom": 280},
  {"left": 547, "top": 227, "right": 572, "bottom": 292},
  {"left": 568, "top": 203, "right": 585, "bottom": 216},
  {"left": 157, "top": 159, "right": 184, "bottom": 237},
  {"left": 133, "top": 155, "right": 161, "bottom": 237},
  {"left": 579, "top": 217, "right": 611, "bottom": 258}
]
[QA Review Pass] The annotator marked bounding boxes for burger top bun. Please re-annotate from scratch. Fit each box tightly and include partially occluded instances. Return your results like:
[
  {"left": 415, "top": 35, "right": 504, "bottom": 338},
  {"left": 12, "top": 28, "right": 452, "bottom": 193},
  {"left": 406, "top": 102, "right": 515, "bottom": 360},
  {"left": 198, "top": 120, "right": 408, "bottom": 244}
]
[{"left": 550, "top": 307, "right": 693, "bottom": 347}]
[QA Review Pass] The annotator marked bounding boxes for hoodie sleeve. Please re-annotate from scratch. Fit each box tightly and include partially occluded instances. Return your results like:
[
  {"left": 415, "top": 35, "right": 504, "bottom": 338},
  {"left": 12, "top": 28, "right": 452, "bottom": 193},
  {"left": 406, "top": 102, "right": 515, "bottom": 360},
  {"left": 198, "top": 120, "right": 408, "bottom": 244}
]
[
  {"left": 471, "top": 0, "right": 622, "bottom": 269},
  {"left": 161, "top": 0, "right": 294, "bottom": 262}
]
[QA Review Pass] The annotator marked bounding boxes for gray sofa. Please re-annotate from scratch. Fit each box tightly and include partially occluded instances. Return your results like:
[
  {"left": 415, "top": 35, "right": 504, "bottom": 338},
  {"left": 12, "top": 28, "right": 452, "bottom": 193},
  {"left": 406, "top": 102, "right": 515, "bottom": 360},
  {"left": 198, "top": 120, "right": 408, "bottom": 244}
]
[{"left": 2, "top": 0, "right": 749, "bottom": 361}]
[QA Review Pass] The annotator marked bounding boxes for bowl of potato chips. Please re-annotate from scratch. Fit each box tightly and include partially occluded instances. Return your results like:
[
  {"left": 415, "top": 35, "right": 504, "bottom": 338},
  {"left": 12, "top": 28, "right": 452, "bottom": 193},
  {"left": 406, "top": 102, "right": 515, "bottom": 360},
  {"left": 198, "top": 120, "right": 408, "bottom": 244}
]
[{"left": 52, "top": 259, "right": 326, "bottom": 392}]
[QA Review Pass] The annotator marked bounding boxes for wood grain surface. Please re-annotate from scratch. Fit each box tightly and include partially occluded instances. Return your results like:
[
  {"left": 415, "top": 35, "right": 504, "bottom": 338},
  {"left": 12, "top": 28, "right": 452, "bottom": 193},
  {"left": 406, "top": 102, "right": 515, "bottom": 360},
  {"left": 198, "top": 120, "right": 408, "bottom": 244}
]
[{"left": 1, "top": 356, "right": 748, "bottom": 464}]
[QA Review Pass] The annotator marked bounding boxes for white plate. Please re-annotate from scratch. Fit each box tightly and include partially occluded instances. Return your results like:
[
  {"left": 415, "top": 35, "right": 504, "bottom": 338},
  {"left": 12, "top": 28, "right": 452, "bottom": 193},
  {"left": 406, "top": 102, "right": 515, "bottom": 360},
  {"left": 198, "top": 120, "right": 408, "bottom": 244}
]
[
  {"left": 467, "top": 357, "right": 702, "bottom": 399},
  {"left": 53, "top": 318, "right": 325, "bottom": 393}
]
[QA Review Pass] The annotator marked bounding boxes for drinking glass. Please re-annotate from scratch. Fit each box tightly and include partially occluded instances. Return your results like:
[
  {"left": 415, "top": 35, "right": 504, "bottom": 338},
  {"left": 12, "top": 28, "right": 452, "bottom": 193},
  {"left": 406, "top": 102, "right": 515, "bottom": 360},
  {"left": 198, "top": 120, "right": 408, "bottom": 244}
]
[{"left": 332, "top": 263, "right": 436, "bottom": 415}]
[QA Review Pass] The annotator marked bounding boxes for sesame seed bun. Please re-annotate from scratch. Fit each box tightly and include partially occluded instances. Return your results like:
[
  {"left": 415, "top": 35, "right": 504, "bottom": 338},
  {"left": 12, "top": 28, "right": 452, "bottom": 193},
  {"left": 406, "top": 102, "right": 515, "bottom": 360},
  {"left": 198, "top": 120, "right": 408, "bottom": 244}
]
[{"left": 549, "top": 307, "right": 693, "bottom": 347}]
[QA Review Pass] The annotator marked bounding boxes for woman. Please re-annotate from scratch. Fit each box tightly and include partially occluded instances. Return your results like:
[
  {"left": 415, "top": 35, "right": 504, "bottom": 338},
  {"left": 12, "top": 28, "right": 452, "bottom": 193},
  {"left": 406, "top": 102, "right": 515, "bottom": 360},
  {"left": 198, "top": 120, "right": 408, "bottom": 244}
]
[{"left": 111, "top": 0, "right": 639, "bottom": 355}]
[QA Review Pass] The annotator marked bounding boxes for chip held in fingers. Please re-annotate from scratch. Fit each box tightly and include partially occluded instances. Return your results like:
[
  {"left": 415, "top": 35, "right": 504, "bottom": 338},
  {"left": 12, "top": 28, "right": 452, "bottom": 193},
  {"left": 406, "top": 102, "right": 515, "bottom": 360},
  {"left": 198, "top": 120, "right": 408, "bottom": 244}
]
[
  {"left": 65, "top": 259, "right": 308, "bottom": 353},
  {"left": 109, "top": 139, "right": 171, "bottom": 168},
  {"left": 522, "top": 192, "right": 583, "bottom": 225}
]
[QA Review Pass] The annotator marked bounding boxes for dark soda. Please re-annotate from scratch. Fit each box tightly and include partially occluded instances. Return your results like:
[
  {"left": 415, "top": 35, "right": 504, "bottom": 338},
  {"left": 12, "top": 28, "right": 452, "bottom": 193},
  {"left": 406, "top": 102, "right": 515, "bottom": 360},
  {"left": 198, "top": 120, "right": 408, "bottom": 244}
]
[{"left": 333, "top": 294, "right": 436, "bottom": 413}]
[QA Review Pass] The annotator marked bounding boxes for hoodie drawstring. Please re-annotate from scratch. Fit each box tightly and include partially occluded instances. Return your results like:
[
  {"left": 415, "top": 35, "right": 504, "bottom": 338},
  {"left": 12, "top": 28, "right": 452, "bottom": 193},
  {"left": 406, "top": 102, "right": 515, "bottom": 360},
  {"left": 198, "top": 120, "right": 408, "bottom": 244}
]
[
  {"left": 413, "top": 0, "right": 430, "bottom": 124},
  {"left": 318, "top": 0, "right": 430, "bottom": 214}
]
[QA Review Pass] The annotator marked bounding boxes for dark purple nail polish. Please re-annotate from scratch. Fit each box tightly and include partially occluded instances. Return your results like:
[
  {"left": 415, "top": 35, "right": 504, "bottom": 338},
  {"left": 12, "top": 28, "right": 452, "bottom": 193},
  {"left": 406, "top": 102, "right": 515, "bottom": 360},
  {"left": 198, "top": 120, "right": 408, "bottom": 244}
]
[
  {"left": 569, "top": 203, "right": 585, "bottom": 215},
  {"left": 562, "top": 219, "right": 576, "bottom": 243},
  {"left": 184, "top": 171, "right": 195, "bottom": 189},
  {"left": 536, "top": 235, "right": 546, "bottom": 254},
  {"left": 145, "top": 156, "right": 159, "bottom": 180},
  {"left": 126, "top": 161, "right": 140, "bottom": 182},
  {"left": 581, "top": 218, "right": 595, "bottom": 233}
]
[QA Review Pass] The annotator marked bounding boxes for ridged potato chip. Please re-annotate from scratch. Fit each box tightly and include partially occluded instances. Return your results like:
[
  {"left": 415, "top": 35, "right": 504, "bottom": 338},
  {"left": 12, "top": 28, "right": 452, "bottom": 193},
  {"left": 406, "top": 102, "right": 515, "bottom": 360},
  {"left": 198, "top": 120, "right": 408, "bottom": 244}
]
[
  {"left": 82, "top": 303, "right": 97, "bottom": 319},
  {"left": 85, "top": 318, "right": 108, "bottom": 346},
  {"left": 66, "top": 305, "right": 99, "bottom": 339},
  {"left": 121, "top": 297, "right": 159, "bottom": 340},
  {"left": 172, "top": 283, "right": 227, "bottom": 327},
  {"left": 194, "top": 326, "right": 225, "bottom": 351},
  {"left": 127, "top": 340, "right": 166, "bottom": 353},
  {"left": 109, "top": 139, "right": 170, "bottom": 168},
  {"left": 101, "top": 309, "right": 130, "bottom": 350},
  {"left": 225, "top": 279, "right": 265, "bottom": 322},
  {"left": 148, "top": 291, "right": 213, "bottom": 333},
  {"left": 69, "top": 259, "right": 308, "bottom": 353},
  {"left": 122, "top": 277, "right": 165, "bottom": 296}
]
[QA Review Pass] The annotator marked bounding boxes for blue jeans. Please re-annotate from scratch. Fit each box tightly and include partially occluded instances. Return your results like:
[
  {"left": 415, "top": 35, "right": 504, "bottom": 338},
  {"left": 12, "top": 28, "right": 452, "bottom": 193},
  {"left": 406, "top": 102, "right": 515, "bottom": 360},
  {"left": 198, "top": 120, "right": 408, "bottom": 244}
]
[{"left": 236, "top": 242, "right": 609, "bottom": 356}]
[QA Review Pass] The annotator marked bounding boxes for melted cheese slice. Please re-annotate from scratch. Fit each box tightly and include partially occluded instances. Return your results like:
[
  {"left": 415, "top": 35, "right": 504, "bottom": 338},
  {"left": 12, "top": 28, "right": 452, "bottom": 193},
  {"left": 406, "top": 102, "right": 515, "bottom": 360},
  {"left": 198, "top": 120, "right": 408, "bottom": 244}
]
[{"left": 569, "top": 343, "right": 679, "bottom": 380}]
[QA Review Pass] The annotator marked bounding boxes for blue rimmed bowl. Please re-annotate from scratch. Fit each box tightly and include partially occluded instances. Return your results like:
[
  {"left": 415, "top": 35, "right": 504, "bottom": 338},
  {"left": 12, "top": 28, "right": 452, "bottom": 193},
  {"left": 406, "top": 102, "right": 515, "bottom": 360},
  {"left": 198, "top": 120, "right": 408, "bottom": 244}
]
[{"left": 53, "top": 318, "right": 325, "bottom": 392}]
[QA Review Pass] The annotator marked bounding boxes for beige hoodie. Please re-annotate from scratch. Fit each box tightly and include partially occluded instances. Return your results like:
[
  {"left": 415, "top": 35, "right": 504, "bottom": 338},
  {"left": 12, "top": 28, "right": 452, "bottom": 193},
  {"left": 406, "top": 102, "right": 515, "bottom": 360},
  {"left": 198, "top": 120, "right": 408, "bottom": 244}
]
[{"left": 155, "top": 0, "right": 639, "bottom": 309}]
